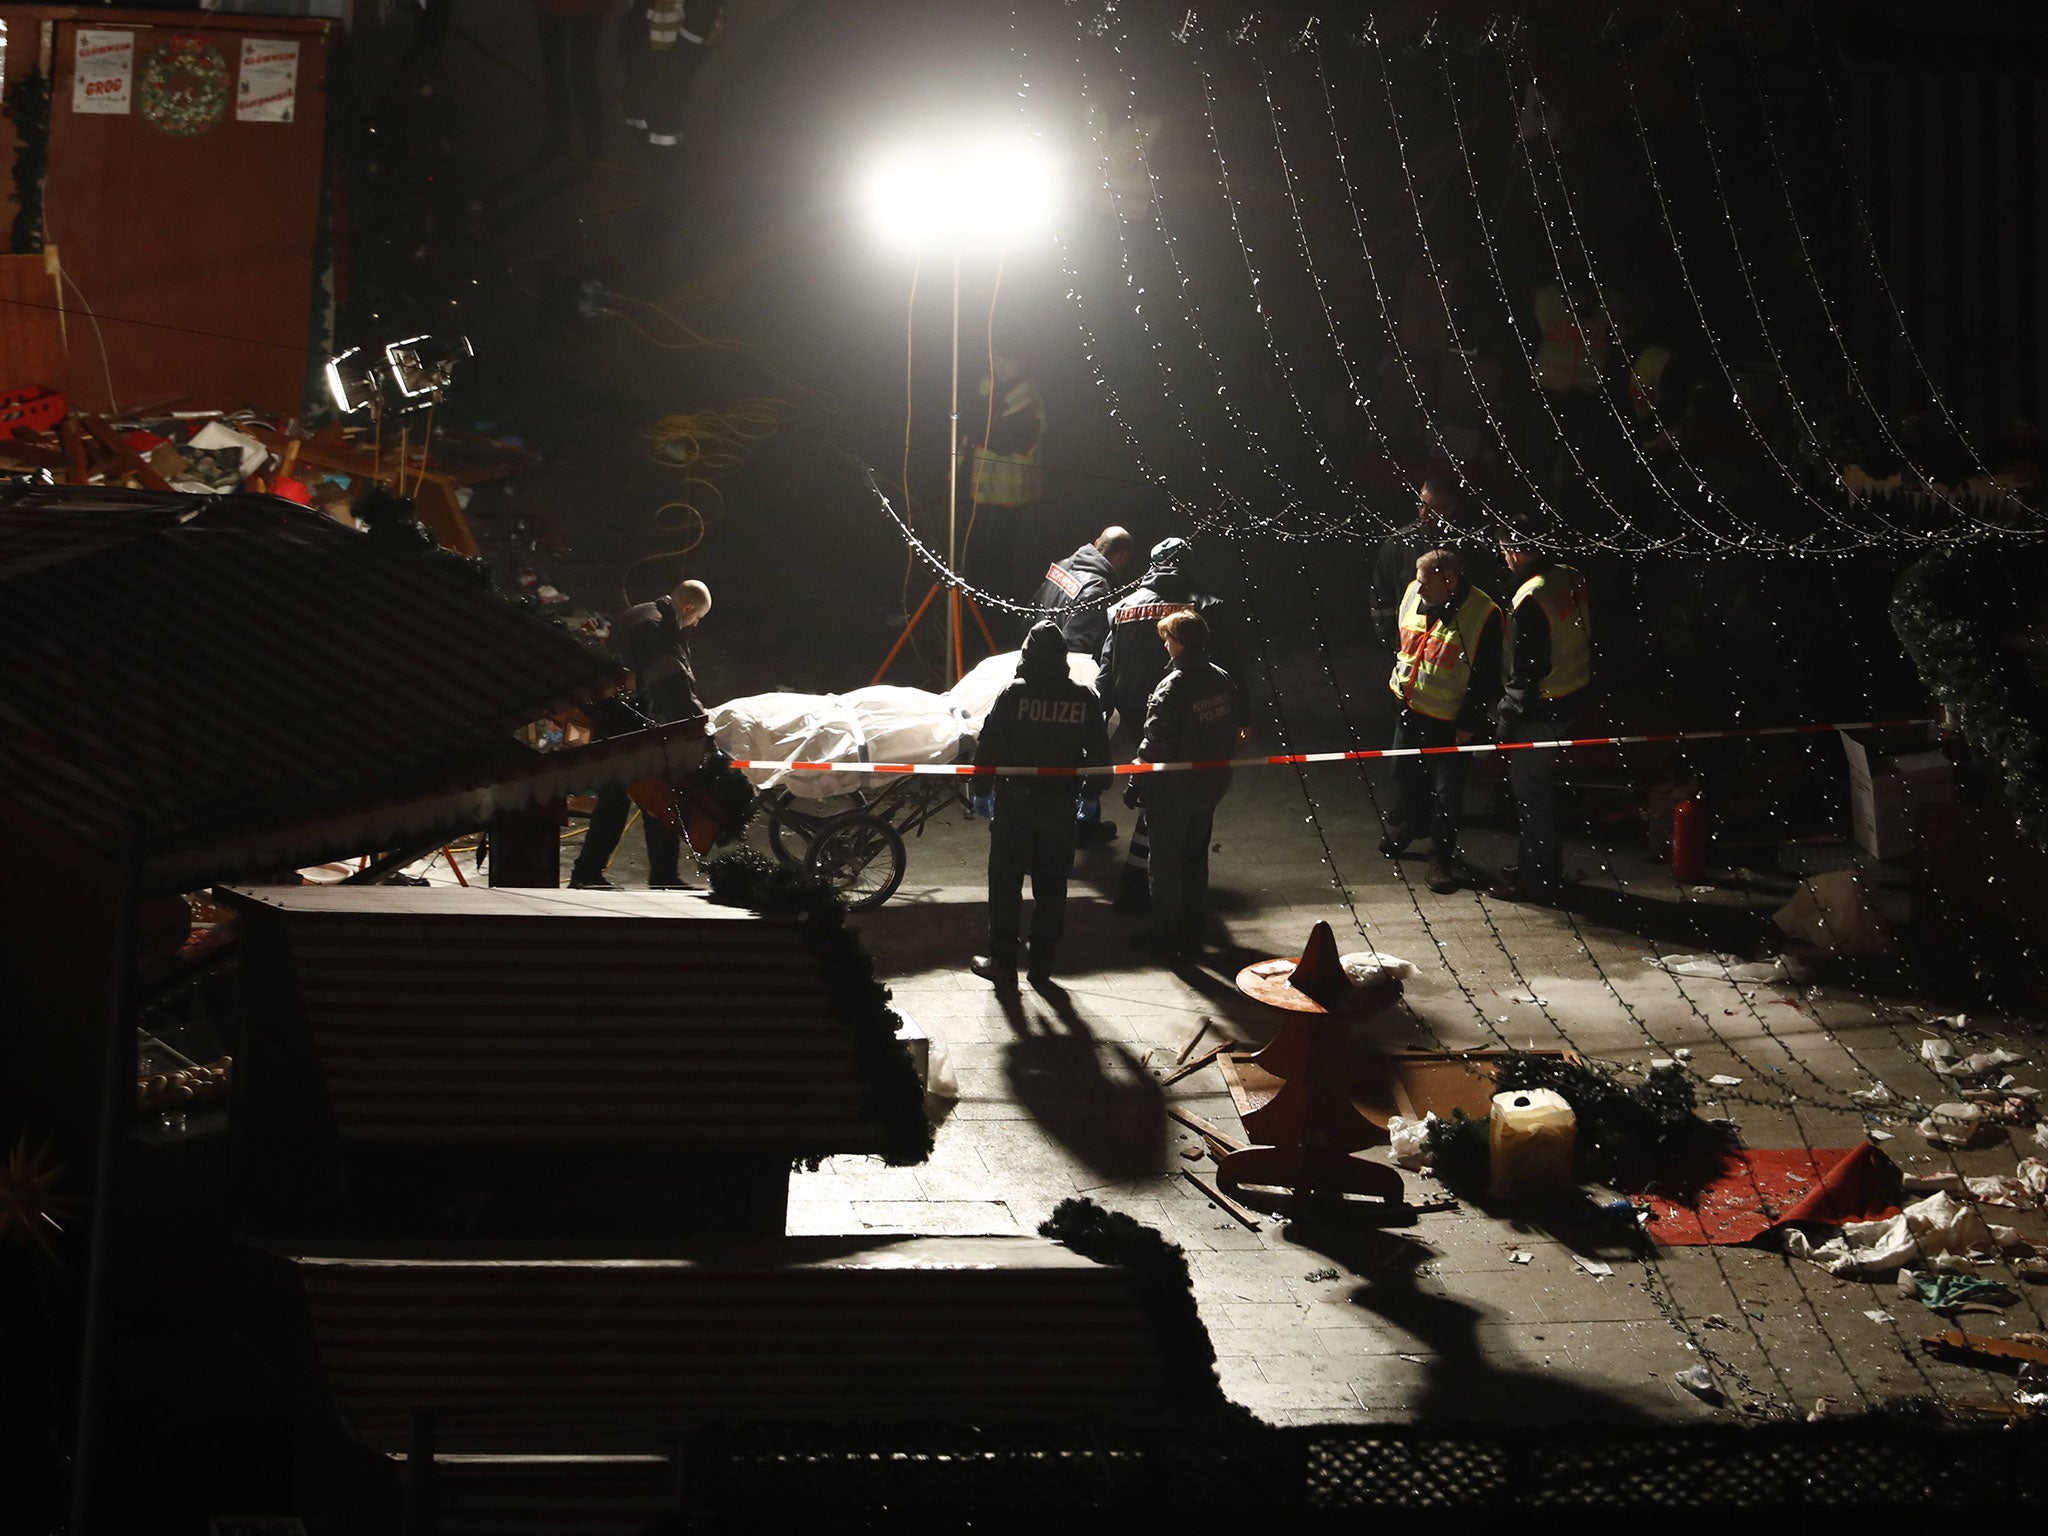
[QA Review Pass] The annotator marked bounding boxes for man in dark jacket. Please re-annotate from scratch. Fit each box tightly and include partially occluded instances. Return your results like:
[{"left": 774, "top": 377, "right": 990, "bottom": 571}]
[
  {"left": 569, "top": 579, "right": 711, "bottom": 890},
  {"left": 1134, "top": 610, "right": 1245, "bottom": 960},
  {"left": 971, "top": 622, "right": 1111, "bottom": 989},
  {"left": 1490, "top": 534, "right": 1594, "bottom": 903},
  {"left": 1099, "top": 537, "right": 1245, "bottom": 908},
  {"left": 1032, "top": 525, "right": 1134, "bottom": 655},
  {"left": 1099, "top": 537, "right": 1245, "bottom": 736}
]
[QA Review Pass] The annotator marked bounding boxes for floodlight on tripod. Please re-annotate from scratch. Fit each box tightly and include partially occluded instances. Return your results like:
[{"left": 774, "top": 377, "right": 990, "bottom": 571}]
[
  {"left": 383, "top": 335, "right": 473, "bottom": 405},
  {"left": 324, "top": 346, "right": 384, "bottom": 416}
]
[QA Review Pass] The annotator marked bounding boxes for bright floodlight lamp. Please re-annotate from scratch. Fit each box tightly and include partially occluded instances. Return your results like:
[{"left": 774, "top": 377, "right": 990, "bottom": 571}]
[
  {"left": 384, "top": 334, "right": 473, "bottom": 401},
  {"left": 860, "top": 134, "right": 1058, "bottom": 253},
  {"left": 325, "top": 346, "right": 383, "bottom": 415},
  {"left": 859, "top": 130, "right": 1059, "bottom": 685}
]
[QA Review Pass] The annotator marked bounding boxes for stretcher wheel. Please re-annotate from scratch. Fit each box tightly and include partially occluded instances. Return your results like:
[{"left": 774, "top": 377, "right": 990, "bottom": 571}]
[
  {"left": 764, "top": 789, "right": 811, "bottom": 868},
  {"left": 802, "top": 814, "right": 906, "bottom": 911}
]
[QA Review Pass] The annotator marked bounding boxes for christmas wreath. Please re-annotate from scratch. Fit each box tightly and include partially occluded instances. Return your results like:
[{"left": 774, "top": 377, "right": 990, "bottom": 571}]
[{"left": 139, "top": 36, "right": 229, "bottom": 138}]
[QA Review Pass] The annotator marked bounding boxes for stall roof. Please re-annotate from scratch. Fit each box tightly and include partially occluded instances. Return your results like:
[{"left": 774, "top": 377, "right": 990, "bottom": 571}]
[{"left": 0, "top": 485, "right": 631, "bottom": 880}]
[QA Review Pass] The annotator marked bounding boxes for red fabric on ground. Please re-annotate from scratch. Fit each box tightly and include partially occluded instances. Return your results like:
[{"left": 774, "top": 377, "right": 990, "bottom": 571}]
[{"left": 1624, "top": 1141, "right": 1901, "bottom": 1246}]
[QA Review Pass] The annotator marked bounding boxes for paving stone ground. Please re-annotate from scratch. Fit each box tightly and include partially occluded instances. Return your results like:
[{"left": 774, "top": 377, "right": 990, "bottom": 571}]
[{"left": 573, "top": 717, "right": 2048, "bottom": 1428}]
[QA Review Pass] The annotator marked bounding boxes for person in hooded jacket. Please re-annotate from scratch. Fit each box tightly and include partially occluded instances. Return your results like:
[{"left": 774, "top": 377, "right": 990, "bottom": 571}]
[
  {"left": 1031, "top": 525, "right": 1134, "bottom": 655},
  {"left": 970, "top": 622, "right": 1111, "bottom": 990},
  {"left": 1133, "top": 610, "right": 1245, "bottom": 960},
  {"left": 1098, "top": 537, "right": 1245, "bottom": 737}
]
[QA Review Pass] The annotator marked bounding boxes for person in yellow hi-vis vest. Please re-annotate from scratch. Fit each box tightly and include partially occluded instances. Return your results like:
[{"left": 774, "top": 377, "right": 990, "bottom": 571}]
[
  {"left": 1382, "top": 549, "right": 1503, "bottom": 894},
  {"left": 963, "top": 354, "right": 1047, "bottom": 602},
  {"left": 1489, "top": 531, "right": 1594, "bottom": 904}
]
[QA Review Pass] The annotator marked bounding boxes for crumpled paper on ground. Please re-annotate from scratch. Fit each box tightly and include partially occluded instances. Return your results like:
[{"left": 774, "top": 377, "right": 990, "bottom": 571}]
[
  {"left": 1646, "top": 953, "right": 1789, "bottom": 984},
  {"left": 1919, "top": 1102, "right": 1996, "bottom": 1147},
  {"left": 1340, "top": 952, "right": 1418, "bottom": 986},
  {"left": 1386, "top": 1113, "right": 1436, "bottom": 1170},
  {"left": 1781, "top": 1189, "right": 2022, "bottom": 1277},
  {"left": 1901, "top": 1159, "right": 2048, "bottom": 1210}
]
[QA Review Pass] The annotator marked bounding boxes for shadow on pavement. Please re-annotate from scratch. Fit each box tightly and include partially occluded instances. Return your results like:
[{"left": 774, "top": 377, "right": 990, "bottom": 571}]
[{"left": 999, "top": 977, "right": 1169, "bottom": 1183}]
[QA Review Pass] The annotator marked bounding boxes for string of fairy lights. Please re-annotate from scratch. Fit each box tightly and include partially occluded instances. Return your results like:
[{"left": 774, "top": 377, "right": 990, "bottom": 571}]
[{"left": 1004, "top": 9, "right": 2039, "bottom": 561}]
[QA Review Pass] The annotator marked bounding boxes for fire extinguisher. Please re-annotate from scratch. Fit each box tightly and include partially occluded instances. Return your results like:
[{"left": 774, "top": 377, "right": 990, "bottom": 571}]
[{"left": 1671, "top": 797, "right": 1706, "bottom": 883}]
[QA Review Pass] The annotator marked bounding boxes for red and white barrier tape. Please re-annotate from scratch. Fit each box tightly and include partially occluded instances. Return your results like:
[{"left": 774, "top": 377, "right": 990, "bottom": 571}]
[{"left": 730, "top": 717, "right": 1937, "bottom": 779}]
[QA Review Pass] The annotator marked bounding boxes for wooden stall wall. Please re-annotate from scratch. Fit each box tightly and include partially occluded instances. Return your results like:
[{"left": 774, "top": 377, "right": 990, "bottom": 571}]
[{"left": 1, "top": 9, "right": 333, "bottom": 414}]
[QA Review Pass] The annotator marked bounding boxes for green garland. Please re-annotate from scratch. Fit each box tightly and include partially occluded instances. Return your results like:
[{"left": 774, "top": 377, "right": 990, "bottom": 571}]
[
  {"left": 1038, "top": 1197, "right": 1243, "bottom": 1417},
  {"left": 684, "top": 748, "right": 760, "bottom": 846},
  {"left": 1891, "top": 545, "right": 2048, "bottom": 851},
  {"left": 6, "top": 71, "right": 51, "bottom": 254},
  {"left": 1423, "top": 1053, "right": 1723, "bottom": 1186},
  {"left": 706, "top": 849, "right": 931, "bottom": 1168}
]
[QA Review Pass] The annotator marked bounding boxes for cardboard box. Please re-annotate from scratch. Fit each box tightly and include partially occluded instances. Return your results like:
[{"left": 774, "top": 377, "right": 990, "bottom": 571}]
[{"left": 1839, "top": 729, "right": 1952, "bottom": 859}]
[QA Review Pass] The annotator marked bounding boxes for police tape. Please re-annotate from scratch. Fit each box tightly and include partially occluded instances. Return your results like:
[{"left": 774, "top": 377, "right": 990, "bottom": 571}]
[{"left": 728, "top": 717, "right": 1938, "bottom": 779}]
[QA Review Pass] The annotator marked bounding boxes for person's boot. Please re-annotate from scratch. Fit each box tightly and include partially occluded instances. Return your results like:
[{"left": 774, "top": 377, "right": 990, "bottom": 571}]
[
  {"left": 1025, "top": 946, "right": 1054, "bottom": 986},
  {"left": 568, "top": 868, "right": 616, "bottom": 890},
  {"left": 971, "top": 953, "right": 1019, "bottom": 991},
  {"left": 1378, "top": 819, "right": 1413, "bottom": 857},
  {"left": 1426, "top": 854, "right": 1459, "bottom": 894}
]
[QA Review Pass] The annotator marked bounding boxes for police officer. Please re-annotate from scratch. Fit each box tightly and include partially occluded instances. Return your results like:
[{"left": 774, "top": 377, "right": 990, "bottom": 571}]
[
  {"left": 570, "top": 579, "right": 712, "bottom": 890},
  {"left": 970, "top": 622, "right": 1111, "bottom": 990},
  {"left": 1032, "top": 525, "right": 1135, "bottom": 656},
  {"left": 1490, "top": 533, "right": 1594, "bottom": 903},
  {"left": 1099, "top": 538, "right": 1244, "bottom": 908},
  {"left": 1098, "top": 537, "right": 1244, "bottom": 735},
  {"left": 1133, "top": 610, "right": 1245, "bottom": 961},
  {"left": 1383, "top": 550, "right": 1502, "bottom": 895}
]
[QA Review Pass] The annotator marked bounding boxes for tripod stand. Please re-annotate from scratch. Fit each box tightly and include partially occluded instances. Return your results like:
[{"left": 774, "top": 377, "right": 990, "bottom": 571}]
[{"left": 872, "top": 578, "right": 1000, "bottom": 685}]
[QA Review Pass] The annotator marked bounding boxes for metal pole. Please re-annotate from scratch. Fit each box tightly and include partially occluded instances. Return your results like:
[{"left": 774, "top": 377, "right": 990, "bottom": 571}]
[
  {"left": 70, "top": 811, "right": 145, "bottom": 1534},
  {"left": 947, "top": 248, "right": 961, "bottom": 686}
]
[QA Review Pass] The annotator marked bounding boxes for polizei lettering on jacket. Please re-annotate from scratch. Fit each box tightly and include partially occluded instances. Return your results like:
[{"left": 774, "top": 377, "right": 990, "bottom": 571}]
[{"left": 1016, "top": 697, "right": 1086, "bottom": 724}]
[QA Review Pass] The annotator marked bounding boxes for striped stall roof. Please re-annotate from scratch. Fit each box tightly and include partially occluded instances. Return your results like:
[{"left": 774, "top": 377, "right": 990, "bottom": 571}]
[
  {"left": 0, "top": 486, "right": 624, "bottom": 867},
  {"left": 279, "top": 1237, "right": 1177, "bottom": 1455},
  {"left": 229, "top": 887, "right": 904, "bottom": 1151}
]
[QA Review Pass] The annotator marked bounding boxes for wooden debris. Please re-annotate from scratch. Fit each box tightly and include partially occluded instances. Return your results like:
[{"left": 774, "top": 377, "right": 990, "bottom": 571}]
[
  {"left": 1175, "top": 1018, "right": 1212, "bottom": 1065},
  {"left": 1161, "top": 1040, "right": 1236, "bottom": 1086},
  {"left": 1167, "top": 1105, "right": 1247, "bottom": 1155},
  {"left": 1923, "top": 1329, "right": 2048, "bottom": 1369},
  {"left": 1179, "top": 1145, "right": 1206, "bottom": 1162},
  {"left": 1181, "top": 1169, "right": 1261, "bottom": 1232}
]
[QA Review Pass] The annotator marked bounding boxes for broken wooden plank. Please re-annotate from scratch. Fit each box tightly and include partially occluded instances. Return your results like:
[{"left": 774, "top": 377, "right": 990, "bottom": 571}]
[
  {"left": 1181, "top": 1170, "right": 1261, "bottom": 1232},
  {"left": 1174, "top": 1018, "right": 1212, "bottom": 1064},
  {"left": 1166, "top": 1105, "right": 1248, "bottom": 1155},
  {"left": 1161, "top": 1040, "right": 1236, "bottom": 1087},
  {"left": 1179, "top": 1145, "right": 1206, "bottom": 1162},
  {"left": 1922, "top": 1329, "right": 2048, "bottom": 1370}
]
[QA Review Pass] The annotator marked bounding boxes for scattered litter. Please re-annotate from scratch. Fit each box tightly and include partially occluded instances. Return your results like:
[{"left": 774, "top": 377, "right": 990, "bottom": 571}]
[
  {"left": 1852, "top": 1083, "right": 1897, "bottom": 1107},
  {"left": 1647, "top": 953, "right": 1789, "bottom": 983},
  {"left": 1908, "top": 1272, "right": 2016, "bottom": 1313},
  {"left": 1499, "top": 986, "right": 1549, "bottom": 1005},
  {"left": 1650, "top": 1058, "right": 1676, "bottom": 1071},
  {"left": 1920, "top": 1039, "right": 1958, "bottom": 1069},
  {"left": 1863, "top": 1310, "right": 1894, "bottom": 1324},
  {"left": 1573, "top": 1256, "right": 1615, "bottom": 1278},
  {"left": 1806, "top": 1398, "right": 1835, "bottom": 1422},
  {"left": 2037, "top": 1123, "right": 2048, "bottom": 1150},
  {"left": 1339, "top": 951, "right": 1417, "bottom": 985},
  {"left": 1919, "top": 1102, "right": 1992, "bottom": 1148},
  {"left": 1782, "top": 1190, "right": 2024, "bottom": 1277},
  {"left": 1386, "top": 1113, "right": 1436, "bottom": 1171},
  {"left": 1774, "top": 871, "right": 1892, "bottom": 954},
  {"left": 1953, "top": 1049, "right": 2023, "bottom": 1080},
  {"left": 1509, "top": 1250, "right": 1534, "bottom": 1265},
  {"left": 1302, "top": 1267, "right": 1340, "bottom": 1283},
  {"left": 1674, "top": 1362, "right": 1721, "bottom": 1400},
  {"left": 1702, "top": 1314, "right": 1731, "bottom": 1329},
  {"left": 1675, "top": 1048, "right": 1694, "bottom": 1062},
  {"left": 1692, "top": 886, "right": 1715, "bottom": 895},
  {"left": 1871, "top": 1130, "right": 1894, "bottom": 1142},
  {"left": 1707, "top": 1075, "right": 1744, "bottom": 1088}
]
